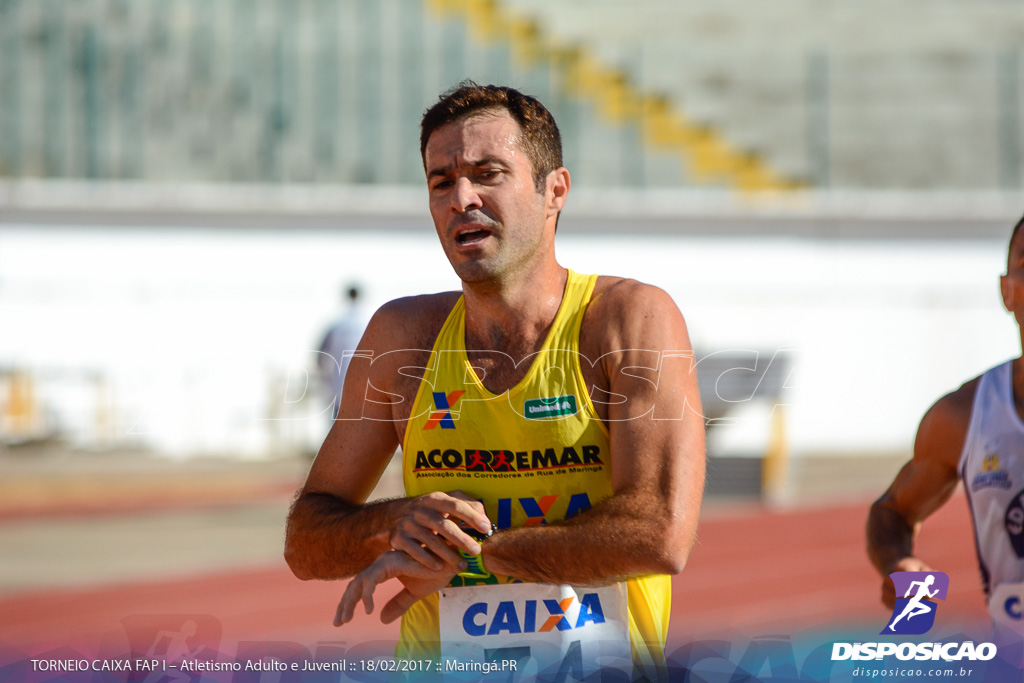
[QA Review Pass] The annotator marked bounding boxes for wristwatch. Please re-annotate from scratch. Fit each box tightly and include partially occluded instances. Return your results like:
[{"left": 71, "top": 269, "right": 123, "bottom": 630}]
[{"left": 458, "top": 522, "right": 497, "bottom": 579}]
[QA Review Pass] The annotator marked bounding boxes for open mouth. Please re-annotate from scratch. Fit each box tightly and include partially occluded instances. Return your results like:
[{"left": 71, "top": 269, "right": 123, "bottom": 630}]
[{"left": 455, "top": 228, "right": 492, "bottom": 246}]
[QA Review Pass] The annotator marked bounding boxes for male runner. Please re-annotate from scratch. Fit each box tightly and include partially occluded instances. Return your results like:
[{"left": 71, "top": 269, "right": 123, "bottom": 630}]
[
  {"left": 867, "top": 216, "right": 1024, "bottom": 633},
  {"left": 285, "top": 82, "right": 706, "bottom": 679}
]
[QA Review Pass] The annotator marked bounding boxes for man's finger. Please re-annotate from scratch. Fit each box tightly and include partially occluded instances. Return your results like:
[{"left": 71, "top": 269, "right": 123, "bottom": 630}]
[
  {"left": 436, "top": 517, "right": 483, "bottom": 556},
  {"left": 381, "top": 588, "right": 422, "bottom": 624},
  {"left": 392, "top": 523, "right": 468, "bottom": 569},
  {"left": 416, "top": 491, "right": 490, "bottom": 533},
  {"left": 417, "top": 526, "right": 471, "bottom": 566},
  {"left": 443, "top": 493, "right": 492, "bottom": 534},
  {"left": 334, "top": 581, "right": 360, "bottom": 626},
  {"left": 390, "top": 533, "right": 445, "bottom": 569},
  {"left": 360, "top": 571, "right": 382, "bottom": 615}
]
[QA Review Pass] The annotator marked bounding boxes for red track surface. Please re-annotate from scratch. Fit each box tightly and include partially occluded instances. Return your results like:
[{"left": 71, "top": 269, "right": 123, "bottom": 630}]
[{"left": 0, "top": 493, "right": 987, "bottom": 662}]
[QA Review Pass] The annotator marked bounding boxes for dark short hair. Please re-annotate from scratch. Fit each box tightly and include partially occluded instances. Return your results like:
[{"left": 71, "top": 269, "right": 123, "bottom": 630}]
[{"left": 420, "top": 81, "right": 563, "bottom": 192}]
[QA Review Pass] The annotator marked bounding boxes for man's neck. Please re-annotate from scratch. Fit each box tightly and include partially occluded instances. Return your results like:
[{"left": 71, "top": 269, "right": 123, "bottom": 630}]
[{"left": 462, "top": 263, "right": 568, "bottom": 356}]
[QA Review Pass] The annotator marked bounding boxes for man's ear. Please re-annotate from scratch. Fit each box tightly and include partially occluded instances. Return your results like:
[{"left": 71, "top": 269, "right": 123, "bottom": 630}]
[
  {"left": 546, "top": 167, "right": 570, "bottom": 217},
  {"left": 1001, "top": 274, "right": 1013, "bottom": 313}
]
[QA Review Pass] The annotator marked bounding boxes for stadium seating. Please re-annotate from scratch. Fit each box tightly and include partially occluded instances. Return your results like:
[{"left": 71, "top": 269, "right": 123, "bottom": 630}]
[{"left": 1, "top": 0, "right": 1022, "bottom": 190}]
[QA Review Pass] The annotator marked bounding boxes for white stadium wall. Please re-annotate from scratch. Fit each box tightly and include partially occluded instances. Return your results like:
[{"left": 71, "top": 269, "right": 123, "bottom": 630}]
[{"left": 1, "top": 186, "right": 1019, "bottom": 469}]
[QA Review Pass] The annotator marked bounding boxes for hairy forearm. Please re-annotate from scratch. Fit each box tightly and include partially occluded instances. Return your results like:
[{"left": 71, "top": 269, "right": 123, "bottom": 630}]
[
  {"left": 484, "top": 496, "right": 692, "bottom": 586},
  {"left": 284, "top": 492, "right": 398, "bottom": 580},
  {"left": 866, "top": 499, "right": 917, "bottom": 576}
]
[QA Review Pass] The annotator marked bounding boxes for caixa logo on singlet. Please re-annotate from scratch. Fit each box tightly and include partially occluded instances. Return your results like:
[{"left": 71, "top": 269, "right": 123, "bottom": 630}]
[
  {"left": 1007, "top": 487, "right": 1024, "bottom": 558},
  {"left": 462, "top": 593, "right": 606, "bottom": 637},
  {"left": 423, "top": 391, "right": 465, "bottom": 430}
]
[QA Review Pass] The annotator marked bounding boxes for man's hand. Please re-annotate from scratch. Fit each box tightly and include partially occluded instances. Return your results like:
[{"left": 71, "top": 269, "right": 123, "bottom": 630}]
[
  {"left": 389, "top": 491, "right": 491, "bottom": 570},
  {"left": 881, "top": 557, "right": 933, "bottom": 609},
  {"left": 334, "top": 550, "right": 463, "bottom": 626}
]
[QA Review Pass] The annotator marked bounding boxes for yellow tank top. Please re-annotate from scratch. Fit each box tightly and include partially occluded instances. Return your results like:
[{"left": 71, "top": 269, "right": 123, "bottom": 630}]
[{"left": 399, "top": 271, "right": 670, "bottom": 677}]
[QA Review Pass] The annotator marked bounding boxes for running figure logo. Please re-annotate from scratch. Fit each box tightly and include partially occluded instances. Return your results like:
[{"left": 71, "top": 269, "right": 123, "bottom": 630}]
[{"left": 882, "top": 571, "right": 950, "bottom": 635}]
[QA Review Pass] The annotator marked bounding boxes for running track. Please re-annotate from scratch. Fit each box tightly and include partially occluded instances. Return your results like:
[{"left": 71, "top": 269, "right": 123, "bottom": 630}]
[{"left": 0, "top": 494, "right": 987, "bottom": 661}]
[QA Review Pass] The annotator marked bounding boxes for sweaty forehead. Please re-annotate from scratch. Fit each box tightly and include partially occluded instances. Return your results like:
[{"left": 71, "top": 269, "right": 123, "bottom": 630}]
[{"left": 425, "top": 111, "right": 524, "bottom": 165}]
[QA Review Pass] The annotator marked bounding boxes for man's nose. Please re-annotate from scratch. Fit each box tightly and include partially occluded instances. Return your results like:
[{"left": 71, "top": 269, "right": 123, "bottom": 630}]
[{"left": 451, "top": 177, "right": 482, "bottom": 213}]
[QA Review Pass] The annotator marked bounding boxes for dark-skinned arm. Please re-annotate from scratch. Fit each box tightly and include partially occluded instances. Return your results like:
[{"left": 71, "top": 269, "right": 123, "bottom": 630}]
[{"left": 866, "top": 380, "right": 974, "bottom": 607}]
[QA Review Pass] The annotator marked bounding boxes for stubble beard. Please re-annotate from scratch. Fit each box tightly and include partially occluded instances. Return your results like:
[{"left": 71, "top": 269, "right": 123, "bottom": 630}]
[{"left": 449, "top": 230, "right": 546, "bottom": 291}]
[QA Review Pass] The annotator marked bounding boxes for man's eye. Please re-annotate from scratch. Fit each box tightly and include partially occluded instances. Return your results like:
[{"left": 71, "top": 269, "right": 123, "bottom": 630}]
[{"left": 431, "top": 179, "right": 453, "bottom": 190}]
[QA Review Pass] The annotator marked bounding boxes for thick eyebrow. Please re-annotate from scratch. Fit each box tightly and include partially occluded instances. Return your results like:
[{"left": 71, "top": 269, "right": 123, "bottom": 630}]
[{"left": 427, "top": 156, "right": 511, "bottom": 179}]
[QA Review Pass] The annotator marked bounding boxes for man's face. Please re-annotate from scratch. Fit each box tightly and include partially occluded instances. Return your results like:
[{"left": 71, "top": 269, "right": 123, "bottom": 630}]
[
  {"left": 424, "top": 110, "right": 551, "bottom": 285},
  {"left": 1001, "top": 228, "right": 1024, "bottom": 324}
]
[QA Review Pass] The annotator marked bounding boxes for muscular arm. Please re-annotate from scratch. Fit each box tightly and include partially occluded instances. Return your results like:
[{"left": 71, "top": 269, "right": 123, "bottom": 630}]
[
  {"left": 286, "top": 306, "right": 406, "bottom": 580},
  {"left": 483, "top": 281, "right": 705, "bottom": 585},
  {"left": 285, "top": 299, "right": 490, "bottom": 580},
  {"left": 866, "top": 380, "right": 975, "bottom": 604}
]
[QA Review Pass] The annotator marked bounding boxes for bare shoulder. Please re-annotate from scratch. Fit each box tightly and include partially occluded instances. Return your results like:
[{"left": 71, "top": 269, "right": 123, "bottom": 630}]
[
  {"left": 874, "top": 376, "right": 980, "bottom": 520},
  {"left": 583, "top": 276, "right": 688, "bottom": 349},
  {"left": 589, "top": 275, "right": 677, "bottom": 309},
  {"left": 914, "top": 376, "right": 980, "bottom": 470},
  {"left": 925, "top": 377, "right": 979, "bottom": 425},
  {"left": 363, "top": 291, "right": 462, "bottom": 351}
]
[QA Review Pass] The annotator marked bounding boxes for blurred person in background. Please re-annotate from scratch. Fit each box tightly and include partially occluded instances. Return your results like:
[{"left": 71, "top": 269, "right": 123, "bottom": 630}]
[
  {"left": 868, "top": 215, "right": 1024, "bottom": 637},
  {"left": 285, "top": 82, "right": 706, "bottom": 680},
  {"left": 317, "top": 283, "right": 366, "bottom": 421}
]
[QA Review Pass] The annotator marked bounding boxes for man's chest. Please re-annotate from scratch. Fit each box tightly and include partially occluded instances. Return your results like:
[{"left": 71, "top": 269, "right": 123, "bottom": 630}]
[{"left": 386, "top": 348, "right": 609, "bottom": 439}]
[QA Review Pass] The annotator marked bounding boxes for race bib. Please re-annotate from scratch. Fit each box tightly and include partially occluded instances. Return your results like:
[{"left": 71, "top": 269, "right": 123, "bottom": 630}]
[
  {"left": 988, "top": 582, "right": 1024, "bottom": 635},
  {"left": 437, "top": 582, "right": 632, "bottom": 680}
]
